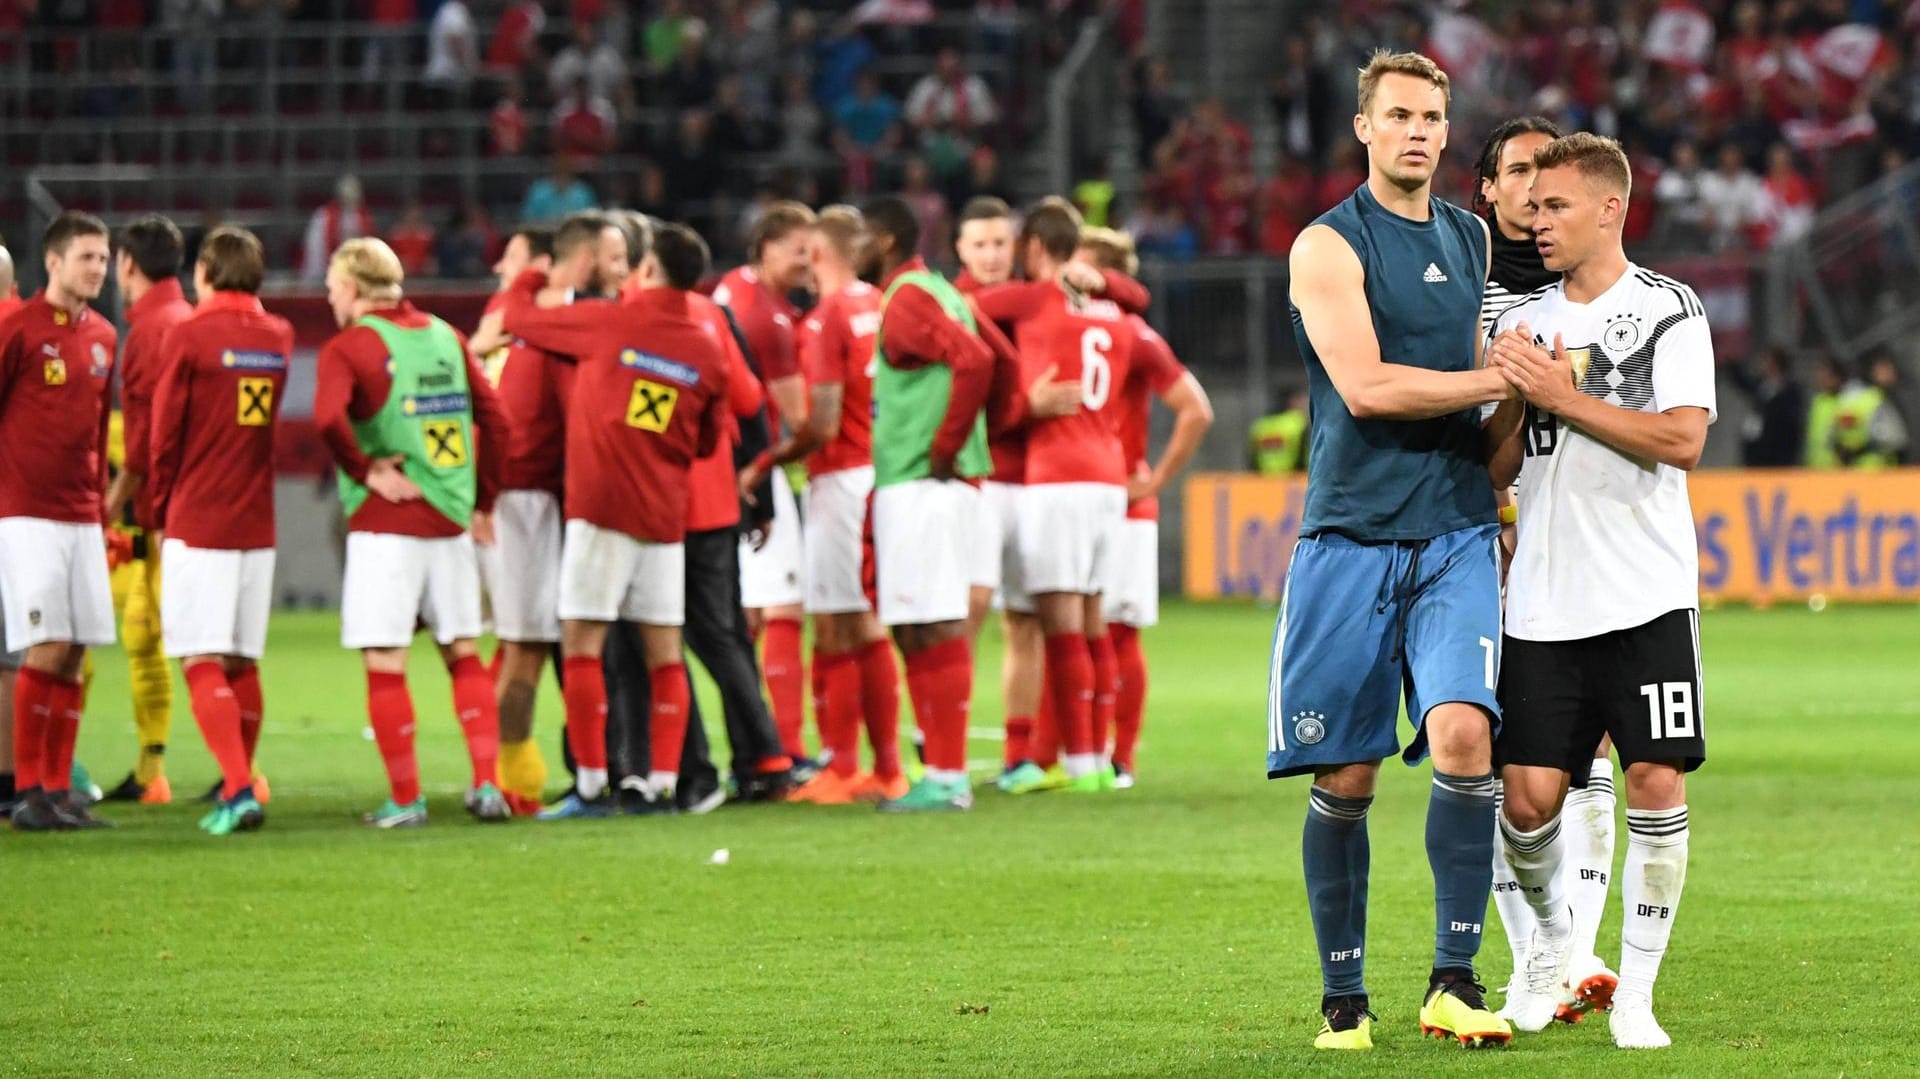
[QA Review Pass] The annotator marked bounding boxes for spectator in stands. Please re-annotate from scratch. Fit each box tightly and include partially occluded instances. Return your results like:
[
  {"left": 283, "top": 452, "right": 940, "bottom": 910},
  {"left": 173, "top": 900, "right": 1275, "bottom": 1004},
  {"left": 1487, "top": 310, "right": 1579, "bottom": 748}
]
[
  {"left": 644, "top": 0, "right": 690, "bottom": 74},
  {"left": 361, "top": 0, "right": 416, "bottom": 82},
  {"left": 549, "top": 21, "right": 630, "bottom": 113},
  {"left": 388, "top": 203, "right": 439, "bottom": 277},
  {"left": 905, "top": 47, "right": 997, "bottom": 138},
  {"left": 812, "top": 13, "right": 879, "bottom": 114},
  {"left": 1269, "top": 33, "right": 1332, "bottom": 167},
  {"left": 163, "top": 0, "right": 222, "bottom": 113},
  {"left": 660, "top": 17, "right": 720, "bottom": 109},
  {"left": 521, "top": 154, "right": 597, "bottom": 223},
  {"left": 436, "top": 201, "right": 500, "bottom": 279},
  {"left": 552, "top": 76, "right": 618, "bottom": 161},
  {"left": 833, "top": 69, "right": 903, "bottom": 195},
  {"left": 1129, "top": 197, "right": 1198, "bottom": 262},
  {"left": 634, "top": 160, "right": 673, "bottom": 220},
  {"left": 1130, "top": 56, "right": 1183, "bottom": 171},
  {"left": 1259, "top": 154, "right": 1318, "bottom": 257},
  {"left": 710, "top": 75, "right": 766, "bottom": 157},
  {"left": 486, "top": 0, "right": 545, "bottom": 74},
  {"left": 490, "top": 76, "right": 529, "bottom": 157},
  {"left": 1203, "top": 159, "right": 1256, "bottom": 255},
  {"left": 1834, "top": 351, "right": 1911, "bottom": 468},
  {"left": 424, "top": 0, "right": 479, "bottom": 109},
  {"left": 1732, "top": 347, "right": 1807, "bottom": 467},
  {"left": 1699, "top": 142, "right": 1768, "bottom": 250},
  {"left": 900, "top": 156, "right": 951, "bottom": 262},
  {"left": 957, "top": 144, "right": 1012, "bottom": 206},
  {"left": 300, "top": 175, "right": 375, "bottom": 284},
  {"left": 1654, "top": 139, "right": 1712, "bottom": 249},
  {"left": 1759, "top": 142, "right": 1817, "bottom": 249},
  {"left": 662, "top": 108, "right": 725, "bottom": 212},
  {"left": 721, "top": 0, "right": 782, "bottom": 115},
  {"left": 775, "top": 71, "right": 830, "bottom": 176},
  {"left": 1315, "top": 141, "right": 1365, "bottom": 213}
]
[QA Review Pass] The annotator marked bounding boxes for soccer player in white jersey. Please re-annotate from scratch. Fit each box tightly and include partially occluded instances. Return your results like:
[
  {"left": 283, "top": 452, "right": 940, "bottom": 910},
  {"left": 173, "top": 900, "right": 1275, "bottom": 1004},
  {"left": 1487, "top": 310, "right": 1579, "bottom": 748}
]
[
  {"left": 1483, "top": 133, "right": 1712, "bottom": 1050},
  {"left": 1474, "top": 115, "right": 1624, "bottom": 1010}
]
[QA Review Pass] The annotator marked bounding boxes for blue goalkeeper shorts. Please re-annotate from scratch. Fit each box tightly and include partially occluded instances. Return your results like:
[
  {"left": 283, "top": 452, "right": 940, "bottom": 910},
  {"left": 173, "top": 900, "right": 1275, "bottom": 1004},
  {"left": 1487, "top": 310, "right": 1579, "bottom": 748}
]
[{"left": 1265, "top": 523, "right": 1503, "bottom": 778}]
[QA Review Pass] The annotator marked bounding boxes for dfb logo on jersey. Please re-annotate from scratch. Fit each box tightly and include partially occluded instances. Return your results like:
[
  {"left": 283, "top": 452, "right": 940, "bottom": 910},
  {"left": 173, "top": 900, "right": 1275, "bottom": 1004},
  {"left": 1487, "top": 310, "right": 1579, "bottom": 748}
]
[
  {"left": 1291, "top": 711, "right": 1326, "bottom": 745},
  {"left": 1603, "top": 313, "right": 1644, "bottom": 354}
]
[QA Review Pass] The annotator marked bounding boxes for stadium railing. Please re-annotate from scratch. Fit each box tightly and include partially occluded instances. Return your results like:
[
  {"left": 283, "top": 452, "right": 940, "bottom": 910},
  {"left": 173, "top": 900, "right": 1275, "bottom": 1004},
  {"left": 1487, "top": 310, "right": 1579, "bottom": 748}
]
[{"left": 1762, "top": 157, "right": 1920, "bottom": 366}]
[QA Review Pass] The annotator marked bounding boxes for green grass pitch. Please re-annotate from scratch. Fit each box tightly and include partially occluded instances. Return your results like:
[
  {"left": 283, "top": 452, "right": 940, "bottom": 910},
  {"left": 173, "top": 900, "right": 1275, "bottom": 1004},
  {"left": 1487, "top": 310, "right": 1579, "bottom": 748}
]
[{"left": 6, "top": 602, "right": 1918, "bottom": 1077}]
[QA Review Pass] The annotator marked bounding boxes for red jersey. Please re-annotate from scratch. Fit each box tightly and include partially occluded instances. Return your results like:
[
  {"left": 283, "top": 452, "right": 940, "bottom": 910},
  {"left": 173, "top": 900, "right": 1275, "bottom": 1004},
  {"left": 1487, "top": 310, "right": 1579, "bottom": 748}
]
[
  {"left": 315, "top": 303, "right": 505, "bottom": 538},
  {"left": 686, "top": 293, "right": 763, "bottom": 533},
  {"left": 146, "top": 292, "right": 294, "bottom": 549},
  {"left": 800, "top": 280, "right": 880, "bottom": 476},
  {"left": 0, "top": 296, "right": 118, "bottom": 524},
  {"left": 1112, "top": 314, "right": 1186, "bottom": 522},
  {"left": 120, "top": 277, "right": 194, "bottom": 529},
  {"left": 954, "top": 269, "right": 1028, "bottom": 484},
  {"left": 974, "top": 280, "right": 1139, "bottom": 487},
  {"left": 712, "top": 265, "right": 800, "bottom": 428},
  {"left": 479, "top": 291, "right": 573, "bottom": 499},
  {"left": 501, "top": 274, "right": 727, "bottom": 544}
]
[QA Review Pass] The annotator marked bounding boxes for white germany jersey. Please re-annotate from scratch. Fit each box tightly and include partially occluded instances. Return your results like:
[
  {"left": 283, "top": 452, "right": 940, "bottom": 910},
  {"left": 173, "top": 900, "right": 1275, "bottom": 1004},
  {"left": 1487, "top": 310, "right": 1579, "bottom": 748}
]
[
  {"left": 1480, "top": 277, "right": 1534, "bottom": 340},
  {"left": 1493, "top": 264, "right": 1717, "bottom": 642}
]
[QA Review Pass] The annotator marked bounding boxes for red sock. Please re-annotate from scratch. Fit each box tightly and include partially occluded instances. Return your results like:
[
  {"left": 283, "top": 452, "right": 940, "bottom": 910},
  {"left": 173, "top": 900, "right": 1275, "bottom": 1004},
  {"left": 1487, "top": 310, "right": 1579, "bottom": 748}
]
[
  {"left": 1088, "top": 632, "right": 1117, "bottom": 759},
  {"left": 1032, "top": 666, "right": 1061, "bottom": 768},
  {"left": 1044, "top": 633, "right": 1095, "bottom": 757},
  {"left": 230, "top": 664, "right": 264, "bottom": 765},
  {"left": 42, "top": 675, "right": 82, "bottom": 794},
  {"left": 905, "top": 638, "right": 972, "bottom": 773},
  {"left": 762, "top": 617, "right": 807, "bottom": 758},
  {"left": 366, "top": 670, "right": 421, "bottom": 804},
  {"left": 448, "top": 655, "right": 500, "bottom": 789},
  {"left": 1003, "top": 717, "right": 1033, "bottom": 769},
  {"left": 648, "top": 661, "right": 690, "bottom": 785},
  {"left": 11, "top": 666, "right": 54, "bottom": 791},
  {"left": 561, "top": 656, "right": 608, "bottom": 772},
  {"left": 187, "top": 663, "right": 251, "bottom": 799},
  {"left": 857, "top": 639, "right": 903, "bottom": 780},
  {"left": 814, "top": 650, "right": 862, "bottom": 777},
  {"left": 1112, "top": 623, "right": 1147, "bottom": 770}
]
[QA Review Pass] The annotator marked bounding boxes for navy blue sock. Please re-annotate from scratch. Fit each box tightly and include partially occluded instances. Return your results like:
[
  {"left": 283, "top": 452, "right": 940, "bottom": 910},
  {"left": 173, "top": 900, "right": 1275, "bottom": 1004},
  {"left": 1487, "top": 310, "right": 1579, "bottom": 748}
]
[
  {"left": 1428, "top": 770, "right": 1496, "bottom": 973},
  {"left": 1303, "top": 786, "right": 1373, "bottom": 997}
]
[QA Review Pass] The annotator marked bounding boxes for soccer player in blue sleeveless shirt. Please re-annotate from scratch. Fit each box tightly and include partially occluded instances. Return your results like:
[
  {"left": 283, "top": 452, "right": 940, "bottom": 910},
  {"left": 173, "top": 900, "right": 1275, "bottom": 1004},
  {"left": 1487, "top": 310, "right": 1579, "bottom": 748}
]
[{"left": 1277, "top": 51, "right": 1516, "bottom": 1050}]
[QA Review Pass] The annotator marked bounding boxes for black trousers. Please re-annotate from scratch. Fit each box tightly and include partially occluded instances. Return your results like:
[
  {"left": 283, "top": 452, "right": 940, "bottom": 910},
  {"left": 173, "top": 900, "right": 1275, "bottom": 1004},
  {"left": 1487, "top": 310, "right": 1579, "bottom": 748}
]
[
  {"left": 684, "top": 525, "right": 787, "bottom": 784},
  {"left": 601, "top": 621, "right": 720, "bottom": 793},
  {"left": 557, "top": 527, "right": 785, "bottom": 789}
]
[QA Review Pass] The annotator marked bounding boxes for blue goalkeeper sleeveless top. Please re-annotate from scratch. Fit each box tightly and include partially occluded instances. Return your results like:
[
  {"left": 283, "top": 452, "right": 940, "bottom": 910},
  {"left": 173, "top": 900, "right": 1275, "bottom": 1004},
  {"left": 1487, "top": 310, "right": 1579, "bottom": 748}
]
[{"left": 1289, "top": 183, "right": 1496, "bottom": 541}]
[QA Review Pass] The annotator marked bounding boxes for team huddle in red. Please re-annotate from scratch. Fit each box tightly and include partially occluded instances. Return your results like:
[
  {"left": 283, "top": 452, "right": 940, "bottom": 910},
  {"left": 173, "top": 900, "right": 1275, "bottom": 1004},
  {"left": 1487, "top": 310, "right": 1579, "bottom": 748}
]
[{"left": 0, "top": 192, "right": 1212, "bottom": 832}]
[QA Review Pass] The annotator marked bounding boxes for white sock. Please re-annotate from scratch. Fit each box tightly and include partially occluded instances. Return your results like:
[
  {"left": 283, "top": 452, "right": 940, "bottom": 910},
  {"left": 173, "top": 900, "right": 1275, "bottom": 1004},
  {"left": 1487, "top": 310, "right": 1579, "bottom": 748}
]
[
  {"left": 925, "top": 767, "right": 968, "bottom": 786},
  {"left": 577, "top": 766, "right": 608, "bottom": 800},
  {"left": 1491, "top": 790, "right": 1535, "bottom": 972},
  {"left": 1619, "top": 805, "right": 1689, "bottom": 1005},
  {"left": 1064, "top": 752, "right": 1099, "bottom": 779},
  {"left": 1500, "top": 811, "right": 1570, "bottom": 937},
  {"left": 647, "top": 770, "right": 678, "bottom": 799},
  {"left": 1562, "top": 758, "right": 1617, "bottom": 962}
]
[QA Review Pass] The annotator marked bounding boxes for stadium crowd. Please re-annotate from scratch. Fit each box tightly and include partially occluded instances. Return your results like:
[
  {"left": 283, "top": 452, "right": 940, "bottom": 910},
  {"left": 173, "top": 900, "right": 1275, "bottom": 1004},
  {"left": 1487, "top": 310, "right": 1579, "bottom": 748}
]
[
  {"left": 1127, "top": 0, "right": 1920, "bottom": 260},
  {"left": 0, "top": 183, "right": 1213, "bottom": 832}
]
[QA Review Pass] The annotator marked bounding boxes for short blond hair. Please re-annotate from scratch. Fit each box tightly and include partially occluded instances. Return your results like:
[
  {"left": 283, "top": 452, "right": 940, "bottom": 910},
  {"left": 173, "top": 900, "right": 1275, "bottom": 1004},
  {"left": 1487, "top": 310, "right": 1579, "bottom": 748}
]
[
  {"left": 1356, "top": 50, "right": 1450, "bottom": 117},
  {"left": 329, "top": 237, "right": 403, "bottom": 302},
  {"left": 1533, "top": 132, "right": 1633, "bottom": 199},
  {"left": 814, "top": 204, "right": 864, "bottom": 264},
  {"left": 1076, "top": 226, "right": 1139, "bottom": 277}
]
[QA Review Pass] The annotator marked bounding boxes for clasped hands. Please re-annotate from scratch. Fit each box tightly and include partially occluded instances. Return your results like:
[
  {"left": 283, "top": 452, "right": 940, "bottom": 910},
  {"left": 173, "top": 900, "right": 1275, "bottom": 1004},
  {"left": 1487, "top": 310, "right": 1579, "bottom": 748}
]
[{"left": 1486, "top": 321, "right": 1578, "bottom": 413}]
